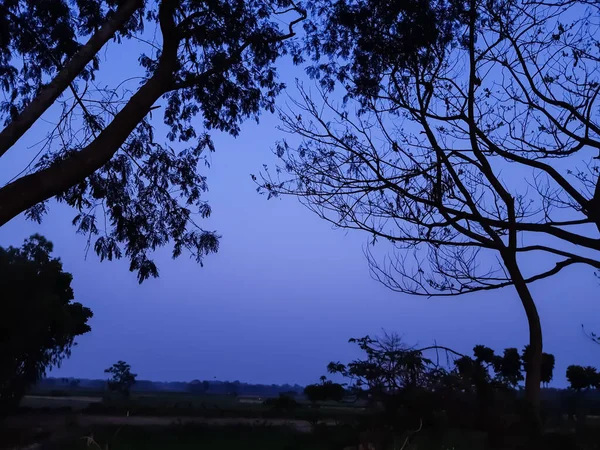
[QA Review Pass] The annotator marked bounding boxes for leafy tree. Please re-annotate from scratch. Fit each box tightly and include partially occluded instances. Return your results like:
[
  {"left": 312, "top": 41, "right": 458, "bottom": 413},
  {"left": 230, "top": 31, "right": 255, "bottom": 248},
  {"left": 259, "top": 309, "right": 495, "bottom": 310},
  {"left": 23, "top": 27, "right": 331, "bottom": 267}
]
[
  {"left": 0, "top": 0, "right": 305, "bottom": 282},
  {"left": 260, "top": 0, "right": 600, "bottom": 417},
  {"left": 567, "top": 365, "right": 600, "bottom": 391},
  {"left": 522, "top": 345, "right": 555, "bottom": 387},
  {"left": 452, "top": 345, "right": 532, "bottom": 393},
  {"left": 327, "top": 333, "right": 481, "bottom": 432},
  {"left": 0, "top": 235, "right": 92, "bottom": 414},
  {"left": 327, "top": 333, "right": 438, "bottom": 396},
  {"left": 304, "top": 376, "right": 345, "bottom": 404},
  {"left": 105, "top": 360, "right": 137, "bottom": 398}
]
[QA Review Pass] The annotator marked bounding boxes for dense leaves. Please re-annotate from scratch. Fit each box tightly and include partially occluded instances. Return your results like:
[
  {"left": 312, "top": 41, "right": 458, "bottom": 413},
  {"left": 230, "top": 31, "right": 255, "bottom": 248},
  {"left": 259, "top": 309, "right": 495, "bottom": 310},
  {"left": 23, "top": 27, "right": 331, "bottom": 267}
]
[
  {"left": 0, "top": 0, "right": 304, "bottom": 282},
  {"left": 304, "top": 0, "right": 466, "bottom": 100},
  {"left": 567, "top": 365, "right": 600, "bottom": 391},
  {"left": 522, "top": 345, "right": 555, "bottom": 386},
  {"left": 304, "top": 377, "right": 345, "bottom": 403},
  {"left": 0, "top": 0, "right": 144, "bottom": 122},
  {"left": 0, "top": 235, "right": 92, "bottom": 414},
  {"left": 105, "top": 360, "right": 137, "bottom": 397}
]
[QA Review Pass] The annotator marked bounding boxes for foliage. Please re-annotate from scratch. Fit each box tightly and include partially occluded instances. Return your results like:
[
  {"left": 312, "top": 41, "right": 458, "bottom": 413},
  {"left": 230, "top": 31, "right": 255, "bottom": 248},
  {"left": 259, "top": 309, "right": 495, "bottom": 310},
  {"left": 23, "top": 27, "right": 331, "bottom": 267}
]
[
  {"left": 105, "top": 361, "right": 137, "bottom": 398},
  {"left": 522, "top": 345, "right": 556, "bottom": 386},
  {"left": 0, "top": 235, "right": 92, "bottom": 414},
  {"left": 0, "top": 0, "right": 305, "bottom": 282},
  {"left": 304, "top": 377, "right": 345, "bottom": 403},
  {"left": 327, "top": 333, "right": 437, "bottom": 396},
  {"left": 567, "top": 365, "right": 600, "bottom": 391},
  {"left": 260, "top": 0, "right": 600, "bottom": 413}
]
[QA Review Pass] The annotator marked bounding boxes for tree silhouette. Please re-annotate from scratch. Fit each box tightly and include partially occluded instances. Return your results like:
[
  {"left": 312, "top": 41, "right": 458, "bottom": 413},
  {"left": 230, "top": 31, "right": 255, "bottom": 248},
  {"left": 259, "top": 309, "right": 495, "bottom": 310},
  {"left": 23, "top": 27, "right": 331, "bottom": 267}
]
[
  {"left": 259, "top": 0, "right": 600, "bottom": 418},
  {"left": 304, "top": 377, "right": 345, "bottom": 404},
  {"left": 566, "top": 365, "right": 600, "bottom": 391},
  {"left": 105, "top": 360, "right": 137, "bottom": 398},
  {"left": 0, "top": 0, "right": 305, "bottom": 282},
  {"left": 522, "top": 345, "right": 555, "bottom": 387},
  {"left": 327, "top": 333, "right": 438, "bottom": 396},
  {"left": 0, "top": 235, "right": 92, "bottom": 414}
]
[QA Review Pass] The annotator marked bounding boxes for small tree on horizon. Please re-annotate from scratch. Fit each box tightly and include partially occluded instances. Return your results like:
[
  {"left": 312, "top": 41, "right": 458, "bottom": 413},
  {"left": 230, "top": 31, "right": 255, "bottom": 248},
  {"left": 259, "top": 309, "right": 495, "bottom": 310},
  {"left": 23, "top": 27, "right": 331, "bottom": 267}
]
[
  {"left": 105, "top": 361, "right": 137, "bottom": 398},
  {"left": 304, "top": 376, "right": 346, "bottom": 404}
]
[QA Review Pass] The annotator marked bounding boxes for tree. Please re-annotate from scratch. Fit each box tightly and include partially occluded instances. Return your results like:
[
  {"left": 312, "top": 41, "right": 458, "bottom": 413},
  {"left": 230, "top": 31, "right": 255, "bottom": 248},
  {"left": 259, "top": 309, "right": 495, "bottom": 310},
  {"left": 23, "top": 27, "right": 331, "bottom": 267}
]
[
  {"left": 304, "top": 376, "right": 346, "bottom": 404},
  {"left": 189, "top": 379, "right": 211, "bottom": 394},
  {"left": 567, "top": 365, "right": 600, "bottom": 391},
  {"left": 260, "top": 0, "right": 600, "bottom": 419},
  {"left": 0, "top": 235, "right": 92, "bottom": 414},
  {"left": 327, "top": 333, "right": 439, "bottom": 397},
  {"left": 0, "top": 0, "right": 305, "bottom": 282},
  {"left": 522, "top": 345, "right": 555, "bottom": 387},
  {"left": 105, "top": 360, "right": 137, "bottom": 398}
]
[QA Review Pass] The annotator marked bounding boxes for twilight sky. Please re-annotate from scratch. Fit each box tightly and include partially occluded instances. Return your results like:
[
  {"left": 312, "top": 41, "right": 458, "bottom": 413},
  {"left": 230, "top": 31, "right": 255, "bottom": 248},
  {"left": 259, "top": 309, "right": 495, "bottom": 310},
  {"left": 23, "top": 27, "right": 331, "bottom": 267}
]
[{"left": 0, "top": 32, "right": 598, "bottom": 387}]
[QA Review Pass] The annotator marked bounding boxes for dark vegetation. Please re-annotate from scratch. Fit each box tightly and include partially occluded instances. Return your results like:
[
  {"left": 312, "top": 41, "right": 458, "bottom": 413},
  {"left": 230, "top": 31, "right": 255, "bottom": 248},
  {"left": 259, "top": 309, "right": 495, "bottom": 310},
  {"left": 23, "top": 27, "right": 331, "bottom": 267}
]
[
  {"left": 5, "top": 332, "right": 600, "bottom": 450},
  {"left": 0, "top": 236, "right": 92, "bottom": 416},
  {"left": 259, "top": 0, "right": 600, "bottom": 424},
  {"left": 0, "top": 0, "right": 306, "bottom": 282},
  {"left": 0, "top": 0, "right": 599, "bottom": 448},
  {"left": 105, "top": 361, "right": 137, "bottom": 398}
]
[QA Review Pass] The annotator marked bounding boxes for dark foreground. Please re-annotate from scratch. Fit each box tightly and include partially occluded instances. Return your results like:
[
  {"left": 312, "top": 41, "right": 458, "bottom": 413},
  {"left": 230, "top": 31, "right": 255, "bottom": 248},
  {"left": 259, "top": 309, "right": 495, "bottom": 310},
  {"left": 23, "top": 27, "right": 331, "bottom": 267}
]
[{"left": 3, "top": 417, "right": 600, "bottom": 450}]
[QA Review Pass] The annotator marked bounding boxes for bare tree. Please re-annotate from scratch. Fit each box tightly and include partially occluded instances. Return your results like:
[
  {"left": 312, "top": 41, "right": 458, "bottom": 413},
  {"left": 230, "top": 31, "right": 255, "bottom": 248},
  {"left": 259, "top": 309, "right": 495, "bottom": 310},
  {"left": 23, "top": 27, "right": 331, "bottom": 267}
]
[{"left": 259, "top": 0, "right": 600, "bottom": 420}]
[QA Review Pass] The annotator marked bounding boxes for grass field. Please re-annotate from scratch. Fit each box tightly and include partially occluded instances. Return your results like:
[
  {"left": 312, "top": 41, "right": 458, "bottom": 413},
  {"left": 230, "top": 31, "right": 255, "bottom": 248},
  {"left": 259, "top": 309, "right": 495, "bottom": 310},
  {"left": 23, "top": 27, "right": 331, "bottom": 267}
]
[{"left": 19, "top": 391, "right": 366, "bottom": 424}]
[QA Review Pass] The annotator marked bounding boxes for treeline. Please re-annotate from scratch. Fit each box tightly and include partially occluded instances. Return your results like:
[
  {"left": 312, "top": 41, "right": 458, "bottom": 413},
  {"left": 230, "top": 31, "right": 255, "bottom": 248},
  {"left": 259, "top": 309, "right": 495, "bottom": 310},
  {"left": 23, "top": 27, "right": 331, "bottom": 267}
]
[
  {"left": 301, "top": 333, "right": 600, "bottom": 432},
  {"left": 33, "top": 377, "right": 304, "bottom": 397}
]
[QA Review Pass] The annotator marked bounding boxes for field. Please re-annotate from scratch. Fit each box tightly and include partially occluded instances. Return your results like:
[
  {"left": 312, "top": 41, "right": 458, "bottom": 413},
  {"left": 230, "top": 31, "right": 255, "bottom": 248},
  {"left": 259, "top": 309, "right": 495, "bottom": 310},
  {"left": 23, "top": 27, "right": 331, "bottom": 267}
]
[
  {"left": 4, "top": 390, "right": 600, "bottom": 450},
  {"left": 5, "top": 422, "right": 495, "bottom": 450},
  {"left": 16, "top": 390, "right": 366, "bottom": 422}
]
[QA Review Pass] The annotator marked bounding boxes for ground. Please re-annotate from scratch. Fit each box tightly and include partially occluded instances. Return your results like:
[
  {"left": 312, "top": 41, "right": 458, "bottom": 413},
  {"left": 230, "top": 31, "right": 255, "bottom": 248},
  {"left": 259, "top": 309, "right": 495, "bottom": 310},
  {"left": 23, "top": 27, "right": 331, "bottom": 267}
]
[{"left": 3, "top": 391, "right": 600, "bottom": 449}]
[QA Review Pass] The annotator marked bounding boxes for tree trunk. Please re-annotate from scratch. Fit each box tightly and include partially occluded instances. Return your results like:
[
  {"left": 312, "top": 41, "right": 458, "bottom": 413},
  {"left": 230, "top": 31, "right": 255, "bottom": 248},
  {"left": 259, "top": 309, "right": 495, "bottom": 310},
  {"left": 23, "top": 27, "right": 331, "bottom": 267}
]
[
  {"left": 0, "top": 0, "right": 143, "bottom": 159},
  {"left": 0, "top": 2, "right": 180, "bottom": 227},
  {"left": 502, "top": 252, "right": 543, "bottom": 432}
]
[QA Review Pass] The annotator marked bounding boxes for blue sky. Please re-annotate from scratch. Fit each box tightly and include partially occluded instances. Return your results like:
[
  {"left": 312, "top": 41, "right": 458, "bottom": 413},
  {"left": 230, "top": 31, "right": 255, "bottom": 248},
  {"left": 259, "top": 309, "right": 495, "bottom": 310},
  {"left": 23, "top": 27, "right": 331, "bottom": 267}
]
[{"left": 0, "top": 26, "right": 598, "bottom": 387}]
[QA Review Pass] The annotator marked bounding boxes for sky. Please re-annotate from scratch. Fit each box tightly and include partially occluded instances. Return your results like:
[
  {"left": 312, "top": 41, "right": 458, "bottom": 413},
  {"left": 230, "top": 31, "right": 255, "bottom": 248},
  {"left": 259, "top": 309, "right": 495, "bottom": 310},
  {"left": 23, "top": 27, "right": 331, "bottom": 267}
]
[{"left": 0, "top": 19, "right": 599, "bottom": 388}]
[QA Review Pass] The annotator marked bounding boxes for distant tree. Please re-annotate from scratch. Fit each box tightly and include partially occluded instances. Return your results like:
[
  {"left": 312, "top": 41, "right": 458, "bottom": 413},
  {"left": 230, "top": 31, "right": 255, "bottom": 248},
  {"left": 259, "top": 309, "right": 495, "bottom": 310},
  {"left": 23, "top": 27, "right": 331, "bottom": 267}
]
[
  {"left": 304, "top": 377, "right": 345, "bottom": 404},
  {"left": 105, "top": 361, "right": 137, "bottom": 398},
  {"left": 0, "top": 0, "right": 306, "bottom": 283},
  {"left": 0, "top": 235, "right": 92, "bottom": 415},
  {"left": 567, "top": 365, "right": 600, "bottom": 391},
  {"left": 521, "top": 346, "right": 555, "bottom": 387},
  {"left": 260, "top": 0, "right": 600, "bottom": 420},
  {"left": 327, "top": 333, "right": 439, "bottom": 397},
  {"left": 495, "top": 348, "right": 524, "bottom": 388}
]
